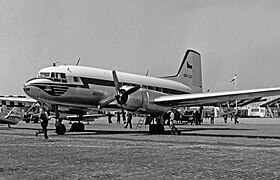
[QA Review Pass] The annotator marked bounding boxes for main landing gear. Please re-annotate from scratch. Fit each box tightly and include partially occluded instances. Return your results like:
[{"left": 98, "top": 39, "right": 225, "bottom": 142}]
[
  {"left": 54, "top": 111, "right": 85, "bottom": 135},
  {"left": 147, "top": 114, "right": 181, "bottom": 135},
  {"left": 69, "top": 122, "right": 85, "bottom": 132},
  {"left": 146, "top": 115, "right": 165, "bottom": 135}
]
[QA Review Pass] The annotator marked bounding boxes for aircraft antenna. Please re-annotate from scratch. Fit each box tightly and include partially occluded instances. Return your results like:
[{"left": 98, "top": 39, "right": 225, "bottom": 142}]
[
  {"left": 76, "top": 58, "right": 81, "bottom": 66},
  {"left": 145, "top": 69, "right": 149, "bottom": 76}
]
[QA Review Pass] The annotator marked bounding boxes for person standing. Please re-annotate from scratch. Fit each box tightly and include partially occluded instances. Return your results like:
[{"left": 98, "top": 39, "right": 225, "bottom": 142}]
[
  {"left": 234, "top": 113, "right": 239, "bottom": 124},
  {"left": 108, "top": 112, "right": 113, "bottom": 124},
  {"left": 124, "top": 112, "right": 132, "bottom": 129},
  {"left": 116, "top": 112, "right": 121, "bottom": 124},
  {"left": 210, "top": 109, "right": 215, "bottom": 125},
  {"left": 35, "top": 107, "right": 50, "bottom": 141},
  {"left": 223, "top": 114, "right": 228, "bottom": 123}
]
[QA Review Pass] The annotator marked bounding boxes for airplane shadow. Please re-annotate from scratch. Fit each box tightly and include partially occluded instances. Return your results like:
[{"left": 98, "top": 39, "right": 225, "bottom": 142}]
[
  {"left": 63, "top": 129, "right": 150, "bottom": 136},
  {"left": 177, "top": 127, "right": 256, "bottom": 133},
  {"left": 2, "top": 125, "right": 256, "bottom": 136}
]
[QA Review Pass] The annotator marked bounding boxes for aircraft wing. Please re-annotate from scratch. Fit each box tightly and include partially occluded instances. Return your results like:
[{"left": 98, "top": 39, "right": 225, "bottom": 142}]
[
  {"left": 154, "top": 87, "right": 280, "bottom": 107},
  {"left": 65, "top": 114, "right": 107, "bottom": 121}
]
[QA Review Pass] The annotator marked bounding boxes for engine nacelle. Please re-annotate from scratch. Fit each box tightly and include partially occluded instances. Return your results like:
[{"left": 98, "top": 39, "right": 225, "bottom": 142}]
[
  {"left": 121, "top": 90, "right": 143, "bottom": 110},
  {"left": 116, "top": 87, "right": 170, "bottom": 113}
]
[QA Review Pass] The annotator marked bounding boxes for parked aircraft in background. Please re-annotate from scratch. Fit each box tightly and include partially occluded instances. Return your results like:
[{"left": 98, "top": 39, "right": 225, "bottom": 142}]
[
  {"left": 0, "top": 106, "right": 22, "bottom": 127},
  {"left": 22, "top": 49, "right": 280, "bottom": 135}
]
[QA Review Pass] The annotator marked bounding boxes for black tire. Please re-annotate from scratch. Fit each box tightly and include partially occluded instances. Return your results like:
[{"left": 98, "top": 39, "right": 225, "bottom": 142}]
[
  {"left": 149, "top": 124, "right": 156, "bottom": 134},
  {"left": 155, "top": 124, "right": 164, "bottom": 135},
  {"left": 70, "top": 122, "right": 85, "bottom": 132},
  {"left": 77, "top": 123, "right": 85, "bottom": 132},
  {"left": 149, "top": 124, "right": 165, "bottom": 135},
  {"left": 56, "top": 124, "right": 66, "bottom": 135}
]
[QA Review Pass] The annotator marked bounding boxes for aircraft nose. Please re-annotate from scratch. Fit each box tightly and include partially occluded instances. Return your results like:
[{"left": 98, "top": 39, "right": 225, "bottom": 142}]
[{"left": 23, "top": 78, "right": 39, "bottom": 99}]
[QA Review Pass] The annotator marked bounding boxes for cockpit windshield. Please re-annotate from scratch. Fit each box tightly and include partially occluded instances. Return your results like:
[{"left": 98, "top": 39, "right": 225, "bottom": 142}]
[
  {"left": 37, "top": 72, "right": 51, "bottom": 78},
  {"left": 37, "top": 71, "right": 67, "bottom": 83}
]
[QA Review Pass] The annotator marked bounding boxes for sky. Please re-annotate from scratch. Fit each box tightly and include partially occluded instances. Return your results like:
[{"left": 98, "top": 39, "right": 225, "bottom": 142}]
[{"left": 0, "top": 0, "right": 280, "bottom": 95}]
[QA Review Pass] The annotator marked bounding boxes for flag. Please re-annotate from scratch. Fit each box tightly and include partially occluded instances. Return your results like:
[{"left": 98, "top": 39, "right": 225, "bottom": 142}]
[
  {"left": 187, "top": 62, "right": 193, "bottom": 69},
  {"left": 230, "top": 74, "right": 236, "bottom": 83}
]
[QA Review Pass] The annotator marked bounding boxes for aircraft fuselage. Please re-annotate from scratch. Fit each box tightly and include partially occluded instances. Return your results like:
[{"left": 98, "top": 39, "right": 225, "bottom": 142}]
[{"left": 23, "top": 65, "right": 192, "bottom": 113}]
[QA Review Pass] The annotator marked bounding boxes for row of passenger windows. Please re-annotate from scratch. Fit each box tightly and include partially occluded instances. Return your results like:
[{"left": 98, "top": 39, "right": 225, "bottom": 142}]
[
  {"left": 120, "top": 82, "right": 160, "bottom": 91},
  {"left": 121, "top": 82, "right": 183, "bottom": 94}
]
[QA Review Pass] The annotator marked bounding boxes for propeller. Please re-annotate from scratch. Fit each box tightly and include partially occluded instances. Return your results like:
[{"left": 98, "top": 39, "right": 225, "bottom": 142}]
[{"left": 112, "top": 70, "right": 141, "bottom": 121}]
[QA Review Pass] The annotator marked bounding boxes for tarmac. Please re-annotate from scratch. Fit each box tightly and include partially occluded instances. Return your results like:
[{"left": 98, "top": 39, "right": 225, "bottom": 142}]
[
  {"left": 176, "top": 117, "right": 280, "bottom": 139},
  {"left": 1, "top": 117, "right": 280, "bottom": 179}
]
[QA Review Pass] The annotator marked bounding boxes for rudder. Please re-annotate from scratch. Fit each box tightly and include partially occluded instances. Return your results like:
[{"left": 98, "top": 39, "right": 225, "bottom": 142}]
[{"left": 162, "top": 49, "right": 202, "bottom": 93}]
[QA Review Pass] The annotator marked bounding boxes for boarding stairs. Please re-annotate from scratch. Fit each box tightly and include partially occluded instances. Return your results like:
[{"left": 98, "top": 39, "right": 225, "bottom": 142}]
[
  {"left": 267, "top": 106, "right": 274, "bottom": 118},
  {"left": 135, "top": 116, "right": 145, "bottom": 130}
]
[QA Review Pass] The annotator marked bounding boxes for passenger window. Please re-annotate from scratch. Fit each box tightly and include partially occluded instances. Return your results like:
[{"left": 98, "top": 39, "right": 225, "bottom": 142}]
[{"left": 155, "top": 87, "right": 162, "bottom": 92}]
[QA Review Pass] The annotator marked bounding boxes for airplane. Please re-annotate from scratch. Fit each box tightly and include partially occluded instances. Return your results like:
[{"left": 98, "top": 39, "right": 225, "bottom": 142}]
[
  {"left": 21, "top": 49, "right": 280, "bottom": 135},
  {"left": 0, "top": 106, "right": 22, "bottom": 127}
]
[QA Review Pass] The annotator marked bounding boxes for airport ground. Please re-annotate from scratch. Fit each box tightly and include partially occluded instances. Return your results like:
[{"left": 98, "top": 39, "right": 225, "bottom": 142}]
[{"left": 1, "top": 117, "right": 280, "bottom": 179}]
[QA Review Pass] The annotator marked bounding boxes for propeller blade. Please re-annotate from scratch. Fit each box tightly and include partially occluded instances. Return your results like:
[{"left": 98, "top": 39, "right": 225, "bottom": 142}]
[
  {"left": 120, "top": 105, "right": 126, "bottom": 121},
  {"left": 112, "top": 70, "right": 120, "bottom": 93},
  {"left": 123, "top": 85, "right": 141, "bottom": 96}
]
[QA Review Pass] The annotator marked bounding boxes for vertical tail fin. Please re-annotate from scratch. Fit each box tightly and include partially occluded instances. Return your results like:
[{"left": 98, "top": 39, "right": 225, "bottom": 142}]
[{"left": 162, "top": 49, "right": 202, "bottom": 93}]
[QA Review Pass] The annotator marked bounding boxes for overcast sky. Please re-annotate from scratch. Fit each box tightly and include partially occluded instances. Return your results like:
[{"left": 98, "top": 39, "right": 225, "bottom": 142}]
[{"left": 1, "top": 0, "right": 280, "bottom": 95}]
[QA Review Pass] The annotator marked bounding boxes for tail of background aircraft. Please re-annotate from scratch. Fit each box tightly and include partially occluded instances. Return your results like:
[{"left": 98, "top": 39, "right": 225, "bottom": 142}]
[{"left": 162, "top": 49, "right": 202, "bottom": 93}]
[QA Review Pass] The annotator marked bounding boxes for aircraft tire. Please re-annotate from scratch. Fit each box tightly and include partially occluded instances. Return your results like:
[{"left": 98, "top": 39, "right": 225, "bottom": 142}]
[
  {"left": 149, "top": 124, "right": 165, "bottom": 135},
  {"left": 76, "top": 123, "right": 85, "bottom": 132},
  {"left": 155, "top": 124, "right": 164, "bottom": 135},
  {"left": 70, "top": 122, "right": 85, "bottom": 132},
  {"left": 56, "top": 124, "right": 66, "bottom": 135},
  {"left": 149, "top": 124, "right": 156, "bottom": 134}
]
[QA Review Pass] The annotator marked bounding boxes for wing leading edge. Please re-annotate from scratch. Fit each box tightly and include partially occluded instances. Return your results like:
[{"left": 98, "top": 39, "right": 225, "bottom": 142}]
[{"left": 154, "top": 87, "right": 280, "bottom": 107}]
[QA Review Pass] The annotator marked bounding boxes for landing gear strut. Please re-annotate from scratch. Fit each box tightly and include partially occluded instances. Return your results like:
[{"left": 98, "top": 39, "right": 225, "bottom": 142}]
[{"left": 54, "top": 105, "right": 66, "bottom": 135}]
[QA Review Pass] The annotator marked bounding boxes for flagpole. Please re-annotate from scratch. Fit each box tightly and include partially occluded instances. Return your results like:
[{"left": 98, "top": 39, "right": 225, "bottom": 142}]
[{"left": 235, "top": 74, "right": 237, "bottom": 112}]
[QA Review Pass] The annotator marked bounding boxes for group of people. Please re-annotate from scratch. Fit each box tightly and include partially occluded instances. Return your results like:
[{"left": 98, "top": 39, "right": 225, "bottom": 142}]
[
  {"left": 108, "top": 111, "right": 133, "bottom": 129},
  {"left": 34, "top": 108, "right": 134, "bottom": 142},
  {"left": 223, "top": 113, "right": 239, "bottom": 124}
]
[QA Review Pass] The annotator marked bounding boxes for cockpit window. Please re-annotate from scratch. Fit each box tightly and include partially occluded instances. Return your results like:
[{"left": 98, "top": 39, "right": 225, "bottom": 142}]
[
  {"left": 50, "top": 72, "right": 67, "bottom": 83},
  {"left": 38, "top": 72, "right": 50, "bottom": 78}
]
